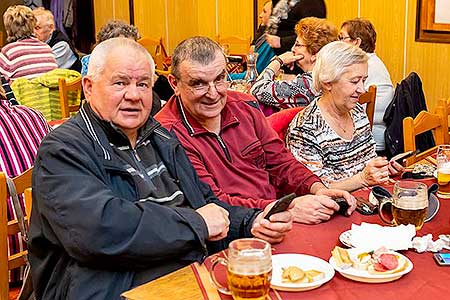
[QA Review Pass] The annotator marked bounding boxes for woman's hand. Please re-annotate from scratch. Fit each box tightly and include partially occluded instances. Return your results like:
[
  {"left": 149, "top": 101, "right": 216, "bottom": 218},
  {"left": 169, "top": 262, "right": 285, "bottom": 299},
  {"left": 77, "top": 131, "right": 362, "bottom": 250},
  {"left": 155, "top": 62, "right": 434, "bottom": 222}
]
[
  {"left": 278, "top": 52, "right": 304, "bottom": 70},
  {"left": 266, "top": 34, "right": 281, "bottom": 48},
  {"left": 360, "top": 157, "right": 390, "bottom": 186}
]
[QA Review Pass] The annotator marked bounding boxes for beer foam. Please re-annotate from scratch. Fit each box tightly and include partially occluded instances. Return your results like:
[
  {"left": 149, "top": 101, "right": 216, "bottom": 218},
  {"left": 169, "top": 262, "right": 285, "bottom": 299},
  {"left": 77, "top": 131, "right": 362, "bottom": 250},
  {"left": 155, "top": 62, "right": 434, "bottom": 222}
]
[{"left": 394, "top": 196, "right": 427, "bottom": 209}]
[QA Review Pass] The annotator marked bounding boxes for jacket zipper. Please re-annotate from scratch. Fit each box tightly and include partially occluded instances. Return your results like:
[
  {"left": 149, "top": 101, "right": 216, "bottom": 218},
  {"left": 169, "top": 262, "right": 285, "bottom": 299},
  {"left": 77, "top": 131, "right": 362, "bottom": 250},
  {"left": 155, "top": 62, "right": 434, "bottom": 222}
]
[{"left": 215, "top": 134, "right": 232, "bottom": 162}]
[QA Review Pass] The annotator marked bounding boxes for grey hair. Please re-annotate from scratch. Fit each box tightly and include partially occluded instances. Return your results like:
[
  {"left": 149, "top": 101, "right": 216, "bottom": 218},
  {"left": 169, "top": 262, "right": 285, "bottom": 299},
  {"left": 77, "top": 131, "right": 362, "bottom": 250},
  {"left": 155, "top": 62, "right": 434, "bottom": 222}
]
[
  {"left": 96, "top": 20, "right": 140, "bottom": 43},
  {"left": 87, "top": 37, "right": 154, "bottom": 81},
  {"left": 171, "top": 36, "right": 225, "bottom": 78},
  {"left": 312, "top": 41, "right": 368, "bottom": 92},
  {"left": 32, "top": 7, "right": 54, "bottom": 26}
]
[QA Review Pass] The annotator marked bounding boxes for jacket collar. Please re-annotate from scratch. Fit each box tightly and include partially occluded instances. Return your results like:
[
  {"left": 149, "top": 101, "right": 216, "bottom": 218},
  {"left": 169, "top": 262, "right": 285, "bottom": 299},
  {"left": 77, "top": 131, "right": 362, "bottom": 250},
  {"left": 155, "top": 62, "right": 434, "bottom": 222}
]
[
  {"left": 175, "top": 96, "right": 239, "bottom": 136},
  {"left": 78, "top": 103, "right": 160, "bottom": 154}
]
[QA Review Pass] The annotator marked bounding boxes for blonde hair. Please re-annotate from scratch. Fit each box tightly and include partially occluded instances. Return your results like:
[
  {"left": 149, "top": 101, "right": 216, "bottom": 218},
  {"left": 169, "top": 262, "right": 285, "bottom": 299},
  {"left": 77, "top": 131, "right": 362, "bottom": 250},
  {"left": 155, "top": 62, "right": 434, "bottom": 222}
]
[
  {"left": 312, "top": 41, "right": 368, "bottom": 92},
  {"left": 3, "top": 5, "right": 36, "bottom": 43},
  {"left": 295, "top": 17, "right": 338, "bottom": 55}
]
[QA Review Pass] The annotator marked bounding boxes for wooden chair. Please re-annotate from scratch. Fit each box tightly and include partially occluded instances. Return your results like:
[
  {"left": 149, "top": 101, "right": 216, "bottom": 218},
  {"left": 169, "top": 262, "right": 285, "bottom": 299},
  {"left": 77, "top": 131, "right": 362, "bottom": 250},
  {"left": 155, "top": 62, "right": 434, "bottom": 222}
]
[
  {"left": 59, "top": 77, "right": 82, "bottom": 118},
  {"left": 0, "top": 168, "right": 33, "bottom": 300},
  {"left": 403, "top": 109, "right": 449, "bottom": 166},
  {"left": 137, "top": 37, "right": 170, "bottom": 75},
  {"left": 216, "top": 34, "right": 251, "bottom": 55},
  {"left": 358, "top": 85, "right": 377, "bottom": 128}
]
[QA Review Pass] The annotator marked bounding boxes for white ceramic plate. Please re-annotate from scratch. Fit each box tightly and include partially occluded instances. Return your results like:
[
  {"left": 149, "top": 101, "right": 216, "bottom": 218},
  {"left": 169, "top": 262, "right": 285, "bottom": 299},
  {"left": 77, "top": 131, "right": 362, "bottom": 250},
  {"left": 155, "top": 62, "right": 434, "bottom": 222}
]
[
  {"left": 271, "top": 253, "right": 335, "bottom": 291},
  {"left": 329, "top": 250, "right": 413, "bottom": 283},
  {"left": 434, "top": 170, "right": 437, "bottom": 178}
]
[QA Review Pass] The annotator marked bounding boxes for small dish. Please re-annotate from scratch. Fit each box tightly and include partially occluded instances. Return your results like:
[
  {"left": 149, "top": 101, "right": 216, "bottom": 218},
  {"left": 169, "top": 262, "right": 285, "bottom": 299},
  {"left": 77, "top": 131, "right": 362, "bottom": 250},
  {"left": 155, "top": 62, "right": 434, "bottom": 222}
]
[
  {"left": 339, "top": 230, "right": 353, "bottom": 248},
  {"left": 329, "top": 250, "right": 413, "bottom": 283},
  {"left": 271, "top": 254, "right": 334, "bottom": 292}
]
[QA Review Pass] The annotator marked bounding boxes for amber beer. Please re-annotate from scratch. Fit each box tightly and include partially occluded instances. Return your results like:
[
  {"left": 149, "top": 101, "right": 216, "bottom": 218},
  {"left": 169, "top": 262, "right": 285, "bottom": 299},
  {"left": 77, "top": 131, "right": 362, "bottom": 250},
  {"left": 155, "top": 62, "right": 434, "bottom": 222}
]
[
  {"left": 437, "top": 167, "right": 450, "bottom": 198},
  {"left": 392, "top": 205, "right": 428, "bottom": 230},
  {"left": 209, "top": 239, "right": 272, "bottom": 300},
  {"left": 227, "top": 268, "right": 272, "bottom": 300}
]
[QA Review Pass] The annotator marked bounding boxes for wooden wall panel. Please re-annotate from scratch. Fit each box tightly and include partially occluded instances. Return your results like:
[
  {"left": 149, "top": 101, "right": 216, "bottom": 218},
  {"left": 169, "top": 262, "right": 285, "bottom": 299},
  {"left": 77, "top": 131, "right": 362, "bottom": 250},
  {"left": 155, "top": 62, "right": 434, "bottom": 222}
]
[
  {"left": 217, "top": 0, "right": 253, "bottom": 54},
  {"left": 134, "top": 0, "right": 166, "bottom": 45},
  {"left": 360, "top": 0, "right": 406, "bottom": 86},
  {"left": 405, "top": 1, "right": 450, "bottom": 112},
  {"left": 325, "top": 0, "right": 358, "bottom": 26},
  {"left": 166, "top": 0, "right": 198, "bottom": 52},
  {"left": 196, "top": 0, "right": 217, "bottom": 44},
  {"left": 93, "top": 0, "right": 130, "bottom": 33}
]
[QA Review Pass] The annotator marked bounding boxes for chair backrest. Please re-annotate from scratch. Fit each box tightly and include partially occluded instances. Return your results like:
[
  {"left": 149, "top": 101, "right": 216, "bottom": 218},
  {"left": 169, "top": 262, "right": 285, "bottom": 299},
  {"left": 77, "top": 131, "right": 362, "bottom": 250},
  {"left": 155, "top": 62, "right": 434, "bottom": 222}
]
[
  {"left": 266, "top": 107, "right": 304, "bottom": 140},
  {"left": 403, "top": 109, "right": 449, "bottom": 166},
  {"left": 358, "top": 85, "right": 377, "bottom": 128},
  {"left": 58, "top": 77, "right": 82, "bottom": 118},
  {"left": 0, "top": 168, "right": 33, "bottom": 300},
  {"left": 137, "top": 37, "right": 169, "bottom": 72},
  {"left": 216, "top": 34, "right": 251, "bottom": 56}
]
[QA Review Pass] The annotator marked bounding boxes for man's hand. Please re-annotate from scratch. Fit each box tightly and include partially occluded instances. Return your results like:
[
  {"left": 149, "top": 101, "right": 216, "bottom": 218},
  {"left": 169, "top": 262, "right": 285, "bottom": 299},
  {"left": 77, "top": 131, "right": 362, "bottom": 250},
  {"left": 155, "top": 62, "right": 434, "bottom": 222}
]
[
  {"left": 196, "top": 204, "right": 230, "bottom": 241},
  {"left": 251, "top": 201, "right": 293, "bottom": 244},
  {"left": 266, "top": 34, "right": 281, "bottom": 48},
  {"left": 290, "top": 195, "right": 339, "bottom": 224},
  {"left": 315, "top": 188, "right": 357, "bottom": 216}
]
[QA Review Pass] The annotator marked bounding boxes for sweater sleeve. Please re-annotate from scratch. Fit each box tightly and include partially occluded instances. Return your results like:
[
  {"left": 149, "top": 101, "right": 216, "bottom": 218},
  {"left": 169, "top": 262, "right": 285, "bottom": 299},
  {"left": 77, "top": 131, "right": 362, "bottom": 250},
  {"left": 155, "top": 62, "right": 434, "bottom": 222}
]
[{"left": 251, "top": 70, "right": 316, "bottom": 108}]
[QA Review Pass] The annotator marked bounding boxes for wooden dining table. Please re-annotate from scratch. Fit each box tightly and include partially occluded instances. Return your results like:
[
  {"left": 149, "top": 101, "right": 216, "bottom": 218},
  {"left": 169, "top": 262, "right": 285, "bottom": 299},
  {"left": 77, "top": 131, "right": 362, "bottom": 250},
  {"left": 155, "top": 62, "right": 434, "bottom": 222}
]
[{"left": 122, "top": 161, "right": 450, "bottom": 300}]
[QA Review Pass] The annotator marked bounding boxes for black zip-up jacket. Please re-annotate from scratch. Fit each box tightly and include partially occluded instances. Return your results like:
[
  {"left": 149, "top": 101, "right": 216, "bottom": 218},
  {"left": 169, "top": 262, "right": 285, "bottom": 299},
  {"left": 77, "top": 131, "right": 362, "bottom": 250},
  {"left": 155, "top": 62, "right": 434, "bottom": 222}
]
[{"left": 29, "top": 103, "right": 260, "bottom": 300}]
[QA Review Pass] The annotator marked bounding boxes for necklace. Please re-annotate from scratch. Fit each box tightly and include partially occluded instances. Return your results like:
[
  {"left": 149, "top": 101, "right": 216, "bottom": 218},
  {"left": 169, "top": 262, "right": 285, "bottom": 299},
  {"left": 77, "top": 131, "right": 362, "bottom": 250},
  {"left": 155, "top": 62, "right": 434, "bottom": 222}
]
[{"left": 323, "top": 109, "right": 353, "bottom": 134}]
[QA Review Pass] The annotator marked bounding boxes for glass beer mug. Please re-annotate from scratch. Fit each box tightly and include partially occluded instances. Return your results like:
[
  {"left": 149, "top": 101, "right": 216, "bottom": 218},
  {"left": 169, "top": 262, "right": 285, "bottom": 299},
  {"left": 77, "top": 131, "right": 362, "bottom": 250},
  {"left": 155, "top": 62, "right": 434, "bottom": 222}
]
[
  {"left": 437, "top": 145, "right": 450, "bottom": 198},
  {"left": 379, "top": 181, "right": 428, "bottom": 230},
  {"left": 209, "top": 238, "right": 272, "bottom": 300}
]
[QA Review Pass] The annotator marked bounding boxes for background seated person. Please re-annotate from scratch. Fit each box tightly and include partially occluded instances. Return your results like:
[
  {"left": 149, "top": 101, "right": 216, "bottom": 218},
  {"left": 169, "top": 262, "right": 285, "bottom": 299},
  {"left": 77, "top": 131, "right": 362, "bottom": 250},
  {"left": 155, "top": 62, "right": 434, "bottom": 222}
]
[
  {"left": 286, "top": 41, "right": 402, "bottom": 192},
  {"left": 339, "top": 18, "right": 394, "bottom": 156},
  {"left": 0, "top": 5, "right": 57, "bottom": 82},
  {"left": 229, "top": 0, "right": 275, "bottom": 80},
  {"left": 28, "top": 38, "right": 292, "bottom": 300},
  {"left": 33, "top": 7, "right": 81, "bottom": 72},
  {"left": 156, "top": 36, "right": 356, "bottom": 225},
  {"left": 251, "top": 17, "right": 337, "bottom": 109}
]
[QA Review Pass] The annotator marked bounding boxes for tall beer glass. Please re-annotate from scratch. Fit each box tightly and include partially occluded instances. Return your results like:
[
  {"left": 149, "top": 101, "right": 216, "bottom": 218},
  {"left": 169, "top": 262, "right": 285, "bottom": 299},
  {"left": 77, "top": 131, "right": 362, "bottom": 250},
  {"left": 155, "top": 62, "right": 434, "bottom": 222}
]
[
  {"left": 210, "top": 238, "right": 272, "bottom": 300},
  {"left": 437, "top": 145, "right": 450, "bottom": 198}
]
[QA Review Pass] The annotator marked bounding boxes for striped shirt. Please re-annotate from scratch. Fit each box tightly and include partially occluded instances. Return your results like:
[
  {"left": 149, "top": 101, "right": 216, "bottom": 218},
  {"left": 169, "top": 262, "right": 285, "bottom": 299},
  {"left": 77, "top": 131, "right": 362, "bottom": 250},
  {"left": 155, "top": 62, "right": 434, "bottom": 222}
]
[
  {"left": 251, "top": 69, "right": 318, "bottom": 109},
  {"left": 0, "top": 99, "right": 50, "bottom": 282},
  {"left": 286, "top": 99, "right": 376, "bottom": 185},
  {"left": 0, "top": 37, "right": 58, "bottom": 82}
]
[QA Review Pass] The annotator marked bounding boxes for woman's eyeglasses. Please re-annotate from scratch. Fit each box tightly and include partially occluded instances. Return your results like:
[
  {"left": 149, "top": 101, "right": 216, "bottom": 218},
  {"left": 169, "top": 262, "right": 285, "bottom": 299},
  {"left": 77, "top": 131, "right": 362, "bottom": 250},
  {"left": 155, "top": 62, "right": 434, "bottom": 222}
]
[{"left": 338, "top": 35, "right": 352, "bottom": 41}]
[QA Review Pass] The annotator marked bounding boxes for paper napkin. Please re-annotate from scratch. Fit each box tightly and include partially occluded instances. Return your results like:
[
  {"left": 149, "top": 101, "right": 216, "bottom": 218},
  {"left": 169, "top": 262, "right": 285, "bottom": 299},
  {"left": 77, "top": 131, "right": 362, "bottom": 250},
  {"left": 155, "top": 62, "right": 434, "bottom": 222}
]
[{"left": 350, "top": 222, "right": 416, "bottom": 251}]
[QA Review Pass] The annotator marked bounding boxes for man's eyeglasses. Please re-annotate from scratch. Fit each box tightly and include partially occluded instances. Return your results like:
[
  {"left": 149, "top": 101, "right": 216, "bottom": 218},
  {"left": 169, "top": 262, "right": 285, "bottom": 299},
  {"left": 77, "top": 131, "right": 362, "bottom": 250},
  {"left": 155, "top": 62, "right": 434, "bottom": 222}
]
[
  {"left": 181, "top": 75, "right": 230, "bottom": 95},
  {"left": 338, "top": 35, "right": 352, "bottom": 41}
]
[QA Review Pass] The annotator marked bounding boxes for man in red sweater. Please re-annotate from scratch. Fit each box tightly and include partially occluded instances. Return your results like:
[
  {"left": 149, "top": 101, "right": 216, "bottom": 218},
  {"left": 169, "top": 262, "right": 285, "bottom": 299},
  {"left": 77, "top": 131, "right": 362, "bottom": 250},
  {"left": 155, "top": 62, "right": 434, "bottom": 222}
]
[{"left": 156, "top": 36, "right": 356, "bottom": 224}]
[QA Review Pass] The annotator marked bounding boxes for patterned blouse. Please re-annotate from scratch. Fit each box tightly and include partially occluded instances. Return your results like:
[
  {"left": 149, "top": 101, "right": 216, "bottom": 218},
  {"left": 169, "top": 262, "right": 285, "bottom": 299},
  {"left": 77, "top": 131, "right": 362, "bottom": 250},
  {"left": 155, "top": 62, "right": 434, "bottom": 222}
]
[
  {"left": 286, "top": 98, "right": 377, "bottom": 185},
  {"left": 250, "top": 68, "right": 318, "bottom": 109}
]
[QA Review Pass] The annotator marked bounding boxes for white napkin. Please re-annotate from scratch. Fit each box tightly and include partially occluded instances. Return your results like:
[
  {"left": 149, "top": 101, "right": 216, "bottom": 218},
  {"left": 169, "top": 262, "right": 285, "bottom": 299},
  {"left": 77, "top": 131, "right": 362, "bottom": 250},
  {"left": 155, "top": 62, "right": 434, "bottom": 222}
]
[{"left": 350, "top": 222, "right": 416, "bottom": 251}]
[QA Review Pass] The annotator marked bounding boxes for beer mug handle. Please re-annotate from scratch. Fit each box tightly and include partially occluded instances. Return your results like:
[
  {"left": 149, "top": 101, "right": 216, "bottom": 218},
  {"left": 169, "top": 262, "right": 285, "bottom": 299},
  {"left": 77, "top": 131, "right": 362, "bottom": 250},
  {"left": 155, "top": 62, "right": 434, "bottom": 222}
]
[
  {"left": 378, "top": 198, "right": 395, "bottom": 225},
  {"left": 209, "top": 257, "right": 232, "bottom": 295}
]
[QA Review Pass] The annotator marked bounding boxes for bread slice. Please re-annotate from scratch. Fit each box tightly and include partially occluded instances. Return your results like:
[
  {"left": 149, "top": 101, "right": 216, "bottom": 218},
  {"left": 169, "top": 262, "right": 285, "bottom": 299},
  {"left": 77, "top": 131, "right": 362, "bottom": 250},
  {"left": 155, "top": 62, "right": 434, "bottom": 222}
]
[{"left": 332, "top": 246, "right": 352, "bottom": 269}]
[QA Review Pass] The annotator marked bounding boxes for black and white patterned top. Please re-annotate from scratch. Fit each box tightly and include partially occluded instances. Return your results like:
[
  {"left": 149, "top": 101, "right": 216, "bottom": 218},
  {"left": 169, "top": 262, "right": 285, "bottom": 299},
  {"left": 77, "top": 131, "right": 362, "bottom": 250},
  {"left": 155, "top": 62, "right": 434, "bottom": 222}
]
[
  {"left": 286, "top": 98, "right": 377, "bottom": 185},
  {"left": 250, "top": 68, "right": 318, "bottom": 109}
]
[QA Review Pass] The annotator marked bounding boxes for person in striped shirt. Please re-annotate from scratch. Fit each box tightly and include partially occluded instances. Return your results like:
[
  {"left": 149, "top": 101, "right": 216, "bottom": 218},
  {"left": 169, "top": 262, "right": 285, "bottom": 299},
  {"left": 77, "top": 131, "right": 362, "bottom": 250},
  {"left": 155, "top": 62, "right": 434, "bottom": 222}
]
[
  {"left": 0, "top": 5, "right": 57, "bottom": 82},
  {"left": 0, "top": 74, "right": 50, "bottom": 283}
]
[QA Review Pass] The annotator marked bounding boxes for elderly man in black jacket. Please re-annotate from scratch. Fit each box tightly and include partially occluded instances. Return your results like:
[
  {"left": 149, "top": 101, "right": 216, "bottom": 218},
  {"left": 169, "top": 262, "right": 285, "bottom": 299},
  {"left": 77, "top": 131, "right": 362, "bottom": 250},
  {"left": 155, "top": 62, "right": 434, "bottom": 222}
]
[{"left": 28, "top": 37, "right": 293, "bottom": 300}]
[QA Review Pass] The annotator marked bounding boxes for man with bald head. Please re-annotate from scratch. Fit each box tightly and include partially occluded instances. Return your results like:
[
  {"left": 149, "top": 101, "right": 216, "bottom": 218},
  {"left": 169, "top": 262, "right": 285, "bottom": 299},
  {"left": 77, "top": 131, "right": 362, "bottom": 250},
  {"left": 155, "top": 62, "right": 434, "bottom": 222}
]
[{"left": 28, "top": 37, "right": 293, "bottom": 300}]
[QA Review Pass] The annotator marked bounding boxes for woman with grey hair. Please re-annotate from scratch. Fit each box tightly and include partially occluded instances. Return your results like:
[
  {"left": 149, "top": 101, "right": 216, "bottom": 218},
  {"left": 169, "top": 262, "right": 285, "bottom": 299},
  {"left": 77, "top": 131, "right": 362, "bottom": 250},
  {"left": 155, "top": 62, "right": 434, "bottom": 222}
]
[
  {"left": 286, "top": 41, "right": 402, "bottom": 191},
  {"left": 0, "top": 5, "right": 57, "bottom": 82}
]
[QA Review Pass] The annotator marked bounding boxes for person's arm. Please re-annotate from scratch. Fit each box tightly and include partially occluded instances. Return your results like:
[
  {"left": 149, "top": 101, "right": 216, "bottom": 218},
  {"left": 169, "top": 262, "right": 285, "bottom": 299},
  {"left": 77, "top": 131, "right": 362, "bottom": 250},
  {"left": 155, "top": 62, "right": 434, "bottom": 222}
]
[
  {"left": 33, "top": 133, "right": 210, "bottom": 270},
  {"left": 52, "top": 41, "right": 75, "bottom": 68},
  {"left": 251, "top": 57, "right": 315, "bottom": 109},
  {"left": 250, "top": 104, "right": 322, "bottom": 196}
]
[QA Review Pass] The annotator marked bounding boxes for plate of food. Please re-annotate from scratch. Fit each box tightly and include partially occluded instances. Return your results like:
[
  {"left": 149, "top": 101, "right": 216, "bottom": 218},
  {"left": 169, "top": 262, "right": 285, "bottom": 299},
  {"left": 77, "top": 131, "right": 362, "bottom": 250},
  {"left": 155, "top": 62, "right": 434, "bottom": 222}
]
[
  {"left": 271, "top": 253, "right": 334, "bottom": 291},
  {"left": 329, "top": 246, "right": 413, "bottom": 283}
]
